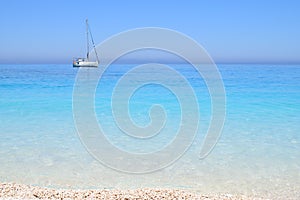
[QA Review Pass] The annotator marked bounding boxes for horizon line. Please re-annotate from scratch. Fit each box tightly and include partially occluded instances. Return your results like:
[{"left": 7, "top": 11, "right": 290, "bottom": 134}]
[{"left": 1, "top": 61, "right": 300, "bottom": 65}]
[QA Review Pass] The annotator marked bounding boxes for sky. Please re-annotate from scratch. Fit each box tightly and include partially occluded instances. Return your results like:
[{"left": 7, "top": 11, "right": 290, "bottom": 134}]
[{"left": 0, "top": 0, "right": 300, "bottom": 64}]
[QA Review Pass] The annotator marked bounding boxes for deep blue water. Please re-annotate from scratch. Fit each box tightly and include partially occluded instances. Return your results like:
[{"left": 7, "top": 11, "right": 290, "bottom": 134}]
[{"left": 0, "top": 64, "right": 299, "bottom": 198}]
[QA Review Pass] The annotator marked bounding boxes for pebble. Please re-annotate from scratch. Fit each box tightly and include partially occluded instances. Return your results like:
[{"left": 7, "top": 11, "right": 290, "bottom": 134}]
[{"left": 0, "top": 182, "right": 267, "bottom": 199}]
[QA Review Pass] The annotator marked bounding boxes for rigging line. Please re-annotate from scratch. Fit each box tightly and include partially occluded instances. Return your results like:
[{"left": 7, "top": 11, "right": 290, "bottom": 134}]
[{"left": 87, "top": 22, "right": 100, "bottom": 63}]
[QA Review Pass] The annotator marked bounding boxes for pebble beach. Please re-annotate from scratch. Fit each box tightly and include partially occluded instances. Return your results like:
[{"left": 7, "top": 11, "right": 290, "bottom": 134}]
[{"left": 0, "top": 182, "right": 265, "bottom": 200}]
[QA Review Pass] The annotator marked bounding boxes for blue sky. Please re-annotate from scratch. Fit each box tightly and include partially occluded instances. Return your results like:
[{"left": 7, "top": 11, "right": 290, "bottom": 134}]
[{"left": 0, "top": 0, "right": 299, "bottom": 64}]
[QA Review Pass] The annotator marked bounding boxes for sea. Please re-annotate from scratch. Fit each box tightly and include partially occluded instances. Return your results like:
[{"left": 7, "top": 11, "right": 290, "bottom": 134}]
[{"left": 0, "top": 64, "right": 299, "bottom": 199}]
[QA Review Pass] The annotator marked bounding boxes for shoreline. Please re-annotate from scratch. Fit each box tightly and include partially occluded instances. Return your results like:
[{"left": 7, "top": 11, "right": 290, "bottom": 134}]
[{"left": 0, "top": 182, "right": 265, "bottom": 200}]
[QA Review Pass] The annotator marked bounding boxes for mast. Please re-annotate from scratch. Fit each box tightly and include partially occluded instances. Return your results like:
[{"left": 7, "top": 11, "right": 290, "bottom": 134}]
[{"left": 86, "top": 19, "right": 89, "bottom": 60}]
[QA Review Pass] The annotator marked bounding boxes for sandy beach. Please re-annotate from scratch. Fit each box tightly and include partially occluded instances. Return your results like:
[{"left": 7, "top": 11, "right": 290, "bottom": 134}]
[{"left": 0, "top": 182, "right": 265, "bottom": 200}]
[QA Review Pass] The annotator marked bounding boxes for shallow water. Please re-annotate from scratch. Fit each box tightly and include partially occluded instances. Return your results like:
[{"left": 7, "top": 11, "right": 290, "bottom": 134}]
[{"left": 0, "top": 64, "right": 299, "bottom": 198}]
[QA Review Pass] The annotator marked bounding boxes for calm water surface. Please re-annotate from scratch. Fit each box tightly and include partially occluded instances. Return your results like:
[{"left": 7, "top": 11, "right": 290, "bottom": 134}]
[{"left": 0, "top": 64, "right": 299, "bottom": 198}]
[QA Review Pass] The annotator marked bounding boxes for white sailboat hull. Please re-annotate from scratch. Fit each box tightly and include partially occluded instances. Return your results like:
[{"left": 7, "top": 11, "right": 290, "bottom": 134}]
[{"left": 73, "top": 60, "right": 98, "bottom": 67}]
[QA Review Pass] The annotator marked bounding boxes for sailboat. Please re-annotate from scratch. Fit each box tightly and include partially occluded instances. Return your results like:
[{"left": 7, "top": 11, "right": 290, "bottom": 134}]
[{"left": 73, "top": 19, "right": 99, "bottom": 67}]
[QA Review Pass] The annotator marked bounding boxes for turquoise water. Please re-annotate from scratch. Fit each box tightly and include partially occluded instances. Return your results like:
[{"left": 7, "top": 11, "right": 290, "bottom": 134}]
[{"left": 0, "top": 64, "right": 300, "bottom": 198}]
